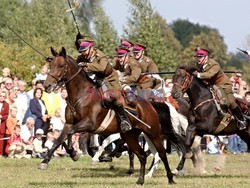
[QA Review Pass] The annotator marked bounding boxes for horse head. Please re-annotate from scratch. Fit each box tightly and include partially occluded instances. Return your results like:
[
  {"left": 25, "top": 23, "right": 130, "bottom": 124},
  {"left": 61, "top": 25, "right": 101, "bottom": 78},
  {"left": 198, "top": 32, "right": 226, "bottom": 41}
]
[
  {"left": 171, "top": 66, "right": 197, "bottom": 99},
  {"left": 44, "top": 47, "right": 77, "bottom": 93}
]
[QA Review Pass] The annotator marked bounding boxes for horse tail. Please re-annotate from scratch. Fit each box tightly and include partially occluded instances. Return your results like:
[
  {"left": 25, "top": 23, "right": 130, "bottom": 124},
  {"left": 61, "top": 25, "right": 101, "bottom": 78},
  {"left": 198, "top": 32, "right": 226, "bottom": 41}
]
[{"left": 150, "top": 101, "right": 187, "bottom": 154}]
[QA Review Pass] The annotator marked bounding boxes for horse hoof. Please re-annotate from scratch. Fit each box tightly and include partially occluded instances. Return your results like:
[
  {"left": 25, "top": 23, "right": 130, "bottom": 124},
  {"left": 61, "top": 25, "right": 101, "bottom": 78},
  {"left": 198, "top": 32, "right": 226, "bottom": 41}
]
[
  {"left": 99, "top": 156, "right": 112, "bottom": 162},
  {"left": 72, "top": 153, "right": 80, "bottom": 162},
  {"left": 136, "top": 179, "right": 144, "bottom": 185},
  {"left": 169, "top": 180, "right": 176, "bottom": 185},
  {"left": 171, "top": 169, "right": 179, "bottom": 176},
  {"left": 38, "top": 163, "right": 48, "bottom": 170}
]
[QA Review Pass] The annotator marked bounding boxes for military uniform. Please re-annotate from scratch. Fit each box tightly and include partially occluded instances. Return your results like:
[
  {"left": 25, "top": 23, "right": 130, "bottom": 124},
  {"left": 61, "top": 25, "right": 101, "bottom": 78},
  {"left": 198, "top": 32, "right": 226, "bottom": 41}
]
[
  {"left": 137, "top": 55, "right": 159, "bottom": 90},
  {"left": 112, "top": 56, "right": 141, "bottom": 86},
  {"left": 198, "top": 58, "right": 237, "bottom": 109},
  {"left": 77, "top": 49, "right": 121, "bottom": 105}
]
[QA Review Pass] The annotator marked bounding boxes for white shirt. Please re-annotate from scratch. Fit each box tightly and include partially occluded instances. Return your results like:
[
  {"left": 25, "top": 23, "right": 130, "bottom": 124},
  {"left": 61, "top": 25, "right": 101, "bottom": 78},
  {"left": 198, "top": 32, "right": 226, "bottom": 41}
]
[
  {"left": 50, "top": 116, "right": 64, "bottom": 131},
  {"left": 20, "top": 125, "right": 34, "bottom": 142},
  {"left": 38, "top": 99, "right": 46, "bottom": 115}
]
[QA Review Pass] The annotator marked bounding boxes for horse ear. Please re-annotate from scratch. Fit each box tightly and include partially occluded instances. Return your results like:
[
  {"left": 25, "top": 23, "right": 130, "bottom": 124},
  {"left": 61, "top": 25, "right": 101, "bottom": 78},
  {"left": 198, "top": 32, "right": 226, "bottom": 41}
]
[
  {"left": 51, "top": 47, "right": 58, "bottom": 56},
  {"left": 60, "top": 47, "right": 67, "bottom": 58}
]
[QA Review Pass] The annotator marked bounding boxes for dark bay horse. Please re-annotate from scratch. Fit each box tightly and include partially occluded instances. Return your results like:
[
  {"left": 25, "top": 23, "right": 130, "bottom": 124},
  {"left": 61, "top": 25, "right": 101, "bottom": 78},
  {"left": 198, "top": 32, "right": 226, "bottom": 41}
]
[
  {"left": 171, "top": 66, "right": 250, "bottom": 152},
  {"left": 39, "top": 47, "right": 180, "bottom": 185}
]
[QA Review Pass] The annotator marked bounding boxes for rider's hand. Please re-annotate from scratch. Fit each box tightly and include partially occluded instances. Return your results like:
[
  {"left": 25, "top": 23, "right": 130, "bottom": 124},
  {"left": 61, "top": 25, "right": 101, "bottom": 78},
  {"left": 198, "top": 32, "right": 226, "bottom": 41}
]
[
  {"left": 192, "top": 71, "right": 198, "bottom": 76},
  {"left": 78, "top": 62, "right": 88, "bottom": 68}
]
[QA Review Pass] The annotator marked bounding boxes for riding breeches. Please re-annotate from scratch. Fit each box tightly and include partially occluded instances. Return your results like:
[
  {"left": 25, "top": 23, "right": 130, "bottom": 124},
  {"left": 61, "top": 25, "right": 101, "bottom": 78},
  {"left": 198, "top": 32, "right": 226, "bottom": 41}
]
[{"left": 221, "top": 86, "right": 238, "bottom": 109}]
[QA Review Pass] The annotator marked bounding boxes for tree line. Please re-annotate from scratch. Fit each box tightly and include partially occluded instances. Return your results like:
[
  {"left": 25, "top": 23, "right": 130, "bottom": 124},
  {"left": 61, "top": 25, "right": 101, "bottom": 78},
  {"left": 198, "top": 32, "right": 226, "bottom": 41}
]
[{"left": 0, "top": 0, "right": 249, "bottom": 85}]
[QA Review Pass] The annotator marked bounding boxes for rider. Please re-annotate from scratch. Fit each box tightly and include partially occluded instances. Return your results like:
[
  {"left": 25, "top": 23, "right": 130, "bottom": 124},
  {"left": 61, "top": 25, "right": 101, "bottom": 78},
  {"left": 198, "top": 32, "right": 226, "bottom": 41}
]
[
  {"left": 193, "top": 47, "right": 247, "bottom": 130},
  {"left": 76, "top": 37, "right": 132, "bottom": 133},
  {"left": 112, "top": 47, "right": 142, "bottom": 91}
]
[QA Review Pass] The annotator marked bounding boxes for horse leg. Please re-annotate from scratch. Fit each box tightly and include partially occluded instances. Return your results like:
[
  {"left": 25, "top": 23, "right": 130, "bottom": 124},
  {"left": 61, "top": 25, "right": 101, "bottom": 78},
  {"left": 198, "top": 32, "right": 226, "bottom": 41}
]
[
  {"left": 38, "top": 123, "right": 71, "bottom": 169},
  {"left": 121, "top": 131, "right": 146, "bottom": 185},
  {"left": 185, "top": 124, "right": 196, "bottom": 157},
  {"left": 127, "top": 149, "right": 135, "bottom": 175},
  {"left": 92, "top": 133, "right": 120, "bottom": 162}
]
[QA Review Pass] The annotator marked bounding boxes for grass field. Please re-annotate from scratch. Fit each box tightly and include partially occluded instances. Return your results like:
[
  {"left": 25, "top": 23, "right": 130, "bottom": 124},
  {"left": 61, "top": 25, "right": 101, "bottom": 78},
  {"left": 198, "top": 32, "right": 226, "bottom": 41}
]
[{"left": 0, "top": 153, "right": 249, "bottom": 188}]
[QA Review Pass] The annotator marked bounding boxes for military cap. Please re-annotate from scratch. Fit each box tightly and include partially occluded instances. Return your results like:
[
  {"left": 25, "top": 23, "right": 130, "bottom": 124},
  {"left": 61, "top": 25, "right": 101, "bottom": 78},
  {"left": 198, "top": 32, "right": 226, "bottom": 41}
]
[
  {"left": 119, "top": 38, "right": 134, "bottom": 49},
  {"left": 116, "top": 47, "right": 130, "bottom": 57},
  {"left": 78, "top": 36, "right": 95, "bottom": 52},
  {"left": 194, "top": 47, "right": 211, "bottom": 57},
  {"left": 132, "top": 44, "right": 146, "bottom": 53}
]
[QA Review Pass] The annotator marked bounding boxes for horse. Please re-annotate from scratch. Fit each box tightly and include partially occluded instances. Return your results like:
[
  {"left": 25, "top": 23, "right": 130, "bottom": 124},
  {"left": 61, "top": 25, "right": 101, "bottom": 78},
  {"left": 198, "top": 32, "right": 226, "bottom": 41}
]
[
  {"left": 171, "top": 65, "right": 250, "bottom": 152},
  {"left": 39, "top": 47, "right": 183, "bottom": 185}
]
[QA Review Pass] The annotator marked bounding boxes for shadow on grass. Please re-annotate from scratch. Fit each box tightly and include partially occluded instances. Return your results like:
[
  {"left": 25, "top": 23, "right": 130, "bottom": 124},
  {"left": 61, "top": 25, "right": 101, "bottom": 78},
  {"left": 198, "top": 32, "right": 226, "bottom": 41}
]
[{"left": 29, "top": 181, "right": 78, "bottom": 186}]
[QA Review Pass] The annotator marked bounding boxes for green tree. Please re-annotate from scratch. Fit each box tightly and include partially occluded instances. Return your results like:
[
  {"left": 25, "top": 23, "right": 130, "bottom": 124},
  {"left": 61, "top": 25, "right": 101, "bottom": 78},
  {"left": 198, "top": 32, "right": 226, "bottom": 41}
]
[
  {"left": 124, "top": 0, "right": 179, "bottom": 71},
  {"left": 179, "top": 31, "right": 230, "bottom": 67},
  {"left": 170, "top": 19, "right": 219, "bottom": 48}
]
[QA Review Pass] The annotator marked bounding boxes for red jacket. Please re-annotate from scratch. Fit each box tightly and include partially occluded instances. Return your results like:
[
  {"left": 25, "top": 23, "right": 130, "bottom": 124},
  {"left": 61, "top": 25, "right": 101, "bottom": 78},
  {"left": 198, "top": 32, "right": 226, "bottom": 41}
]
[{"left": 0, "top": 101, "right": 9, "bottom": 134}]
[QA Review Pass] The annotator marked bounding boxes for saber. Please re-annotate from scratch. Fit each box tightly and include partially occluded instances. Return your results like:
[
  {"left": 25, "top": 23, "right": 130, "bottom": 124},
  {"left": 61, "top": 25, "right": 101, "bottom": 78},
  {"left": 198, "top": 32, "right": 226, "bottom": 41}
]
[
  {"left": 66, "top": 0, "right": 80, "bottom": 34},
  {"left": 142, "top": 70, "right": 244, "bottom": 75},
  {"left": 7, "top": 25, "right": 47, "bottom": 58},
  {"left": 124, "top": 109, "right": 151, "bottom": 129}
]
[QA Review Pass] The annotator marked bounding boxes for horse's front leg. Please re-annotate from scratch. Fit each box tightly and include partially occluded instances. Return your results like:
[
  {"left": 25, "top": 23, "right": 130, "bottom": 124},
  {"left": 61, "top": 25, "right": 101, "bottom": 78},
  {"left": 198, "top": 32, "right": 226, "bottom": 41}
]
[{"left": 38, "top": 123, "right": 71, "bottom": 170}]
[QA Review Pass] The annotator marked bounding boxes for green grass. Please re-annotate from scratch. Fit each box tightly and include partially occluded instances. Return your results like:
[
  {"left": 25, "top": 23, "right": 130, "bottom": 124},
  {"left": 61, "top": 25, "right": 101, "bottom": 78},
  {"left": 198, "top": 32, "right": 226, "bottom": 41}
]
[{"left": 0, "top": 153, "right": 249, "bottom": 188}]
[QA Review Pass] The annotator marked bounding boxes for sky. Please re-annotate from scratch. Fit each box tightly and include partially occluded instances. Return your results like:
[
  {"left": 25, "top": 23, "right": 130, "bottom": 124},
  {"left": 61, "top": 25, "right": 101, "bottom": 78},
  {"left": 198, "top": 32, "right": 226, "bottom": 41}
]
[{"left": 102, "top": 0, "right": 250, "bottom": 53}]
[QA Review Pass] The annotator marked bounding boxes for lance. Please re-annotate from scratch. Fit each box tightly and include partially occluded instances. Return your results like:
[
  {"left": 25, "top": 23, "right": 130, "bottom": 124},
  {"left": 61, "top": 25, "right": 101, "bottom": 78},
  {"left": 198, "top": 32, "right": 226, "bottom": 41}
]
[
  {"left": 141, "top": 70, "right": 244, "bottom": 75},
  {"left": 7, "top": 25, "right": 47, "bottom": 58},
  {"left": 66, "top": 0, "right": 81, "bottom": 34}
]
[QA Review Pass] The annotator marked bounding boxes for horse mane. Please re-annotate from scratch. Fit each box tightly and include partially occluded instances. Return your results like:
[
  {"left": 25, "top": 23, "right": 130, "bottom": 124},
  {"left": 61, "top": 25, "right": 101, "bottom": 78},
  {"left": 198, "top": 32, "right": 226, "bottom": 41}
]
[{"left": 178, "top": 65, "right": 210, "bottom": 88}]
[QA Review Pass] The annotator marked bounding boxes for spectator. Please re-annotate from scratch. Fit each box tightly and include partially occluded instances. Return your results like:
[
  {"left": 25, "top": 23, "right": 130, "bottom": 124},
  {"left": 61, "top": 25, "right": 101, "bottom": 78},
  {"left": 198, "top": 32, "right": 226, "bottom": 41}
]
[
  {"left": 0, "top": 91, "right": 9, "bottom": 156},
  {"left": 12, "top": 75, "right": 19, "bottom": 87},
  {"left": 6, "top": 89, "right": 17, "bottom": 109},
  {"left": 0, "top": 68, "right": 11, "bottom": 83},
  {"left": 245, "top": 91, "right": 250, "bottom": 105},
  {"left": 72, "top": 133, "right": 81, "bottom": 155},
  {"left": 228, "top": 134, "right": 248, "bottom": 154},
  {"left": 29, "top": 88, "right": 49, "bottom": 133},
  {"left": 27, "top": 79, "right": 37, "bottom": 99},
  {"left": 239, "top": 80, "right": 249, "bottom": 97},
  {"left": 6, "top": 107, "right": 18, "bottom": 138},
  {"left": 35, "top": 65, "right": 48, "bottom": 81},
  {"left": 53, "top": 129, "right": 66, "bottom": 157},
  {"left": 58, "top": 87, "right": 67, "bottom": 123},
  {"left": 4, "top": 77, "right": 14, "bottom": 93},
  {"left": 50, "top": 108, "right": 64, "bottom": 133},
  {"left": 5, "top": 125, "right": 25, "bottom": 158},
  {"left": 32, "top": 128, "right": 48, "bottom": 158},
  {"left": 20, "top": 117, "right": 35, "bottom": 156},
  {"left": 44, "top": 131, "right": 54, "bottom": 150},
  {"left": 16, "top": 80, "right": 30, "bottom": 123}
]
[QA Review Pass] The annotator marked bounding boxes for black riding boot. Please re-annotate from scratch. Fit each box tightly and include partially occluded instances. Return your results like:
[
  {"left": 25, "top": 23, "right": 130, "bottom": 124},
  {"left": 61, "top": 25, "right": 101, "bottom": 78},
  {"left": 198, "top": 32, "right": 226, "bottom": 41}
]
[
  {"left": 114, "top": 104, "right": 132, "bottom": 133},
  {"left": 232, "top": 106, "right": 247, "bottom": 130}
]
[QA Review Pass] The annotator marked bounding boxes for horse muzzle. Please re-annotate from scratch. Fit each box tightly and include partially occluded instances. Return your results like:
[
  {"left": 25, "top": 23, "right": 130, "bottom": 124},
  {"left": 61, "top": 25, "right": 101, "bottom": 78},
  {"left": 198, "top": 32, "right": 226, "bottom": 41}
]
[{"left": 44, "top": 83, "right": 57, "bottom": 93}]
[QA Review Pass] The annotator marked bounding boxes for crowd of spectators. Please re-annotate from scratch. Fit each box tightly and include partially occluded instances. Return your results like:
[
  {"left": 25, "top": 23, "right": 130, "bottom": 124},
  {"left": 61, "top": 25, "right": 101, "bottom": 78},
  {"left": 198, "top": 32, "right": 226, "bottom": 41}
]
[
  {"left": 0, "top": 66, "right": 80, "bottom": 159},
  {"left": 0, "top": 66, "right": 249, "bottom": 159}
]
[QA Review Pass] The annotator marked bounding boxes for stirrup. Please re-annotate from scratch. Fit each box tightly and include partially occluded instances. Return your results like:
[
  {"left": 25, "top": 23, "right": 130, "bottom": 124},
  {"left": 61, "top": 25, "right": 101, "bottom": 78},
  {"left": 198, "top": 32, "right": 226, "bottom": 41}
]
[
  {"left": 121, "top": 120, "right": 132, "bottom": 133},
  {"left": 237, "top": 120, "right": 247, "bottom": 130}
]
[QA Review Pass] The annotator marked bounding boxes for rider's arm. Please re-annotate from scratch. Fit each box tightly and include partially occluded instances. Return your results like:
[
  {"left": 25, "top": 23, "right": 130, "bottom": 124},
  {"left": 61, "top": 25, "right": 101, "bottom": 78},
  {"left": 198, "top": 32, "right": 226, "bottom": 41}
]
[{"left": 198, "top": 63, "right": 220, "bottom": 80}]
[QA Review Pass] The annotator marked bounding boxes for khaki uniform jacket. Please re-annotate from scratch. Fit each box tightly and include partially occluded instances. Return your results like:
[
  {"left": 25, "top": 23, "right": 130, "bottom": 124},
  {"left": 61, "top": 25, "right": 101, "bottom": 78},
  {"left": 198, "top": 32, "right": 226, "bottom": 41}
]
[
  {"left": 198, "top": 58, "right": 237, "bottom": 109},
  {"left": 138, "top": 56, "right": 158, "bottom": 90},
  {"left": 76, "top": 49, "right": 120, "bottom": 91},
  {"left": 112, "top": 56, "right": 141, "bottom": 85}
]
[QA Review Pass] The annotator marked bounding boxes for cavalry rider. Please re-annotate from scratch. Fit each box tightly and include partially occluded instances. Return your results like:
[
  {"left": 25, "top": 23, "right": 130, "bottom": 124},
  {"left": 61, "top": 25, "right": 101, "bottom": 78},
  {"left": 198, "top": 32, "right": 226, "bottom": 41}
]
[
  {"left": 193, "top": 47, "right": 247, "bottom": 130},
  {"left": 132, "top": 44, "right": 159, "bottom": 90},
  {"left": 119, "top": 38, "right": 134, "bottom": 51},
  {"left": 112, "top": 47, "right": 141, "bottom": 91},
  {"left": 76, "top": 37, "right": 132, "bottom": 133}
]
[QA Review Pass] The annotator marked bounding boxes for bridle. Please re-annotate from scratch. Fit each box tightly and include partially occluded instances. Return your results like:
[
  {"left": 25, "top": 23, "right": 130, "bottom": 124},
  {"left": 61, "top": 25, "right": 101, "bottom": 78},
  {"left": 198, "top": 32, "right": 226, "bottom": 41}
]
[
  {"left": 47, "top": 56, "right": 83, "bottom": 91},
  {"left": 173, "top": 68, "right": 194, "bottom": 94},
  {"left": 173, "top": 68, "right": 213, "bottom": 111}
]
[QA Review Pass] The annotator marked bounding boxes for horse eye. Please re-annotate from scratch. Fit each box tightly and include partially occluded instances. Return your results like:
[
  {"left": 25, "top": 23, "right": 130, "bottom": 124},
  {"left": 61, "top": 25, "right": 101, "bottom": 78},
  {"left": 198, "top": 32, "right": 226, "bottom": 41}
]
[{"left": 59, "top": 64, "right": 64, "bottom": 68}]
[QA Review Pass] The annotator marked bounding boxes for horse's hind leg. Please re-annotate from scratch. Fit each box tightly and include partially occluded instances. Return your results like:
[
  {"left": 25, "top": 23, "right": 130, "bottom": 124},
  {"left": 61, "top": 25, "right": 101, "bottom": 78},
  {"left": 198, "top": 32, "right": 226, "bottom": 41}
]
[
  {"left": 122, "top": 131, "right": 146, "bottom": 185},
  {"left": 38, "top": 124, "right": 71, "bottom": 169},
  {"left": 145, "top": 134, "right": 175, "bottom": 184},
  {"left": 237, "top": 129, "right": 250, "bottom": 152}
]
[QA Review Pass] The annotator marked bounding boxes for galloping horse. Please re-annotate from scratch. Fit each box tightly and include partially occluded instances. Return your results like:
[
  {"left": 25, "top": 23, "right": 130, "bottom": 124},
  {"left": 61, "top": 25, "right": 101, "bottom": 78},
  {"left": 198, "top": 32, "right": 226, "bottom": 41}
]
[
  {"left": 171, "top": 66, "right": 250, "bottom": 151},
  {"left": 39, "top": 47, "right": 181, "bottom": 185}
]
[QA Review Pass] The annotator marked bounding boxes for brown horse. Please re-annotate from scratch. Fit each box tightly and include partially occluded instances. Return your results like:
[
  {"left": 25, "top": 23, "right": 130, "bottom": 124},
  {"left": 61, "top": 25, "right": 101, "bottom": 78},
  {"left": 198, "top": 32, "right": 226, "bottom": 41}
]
[
  {"left": 171, "top": 66, "right": 250, "bottom": 152},
  {"left": 39, "top": 47, "right": 179, "bottom": 185}
]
